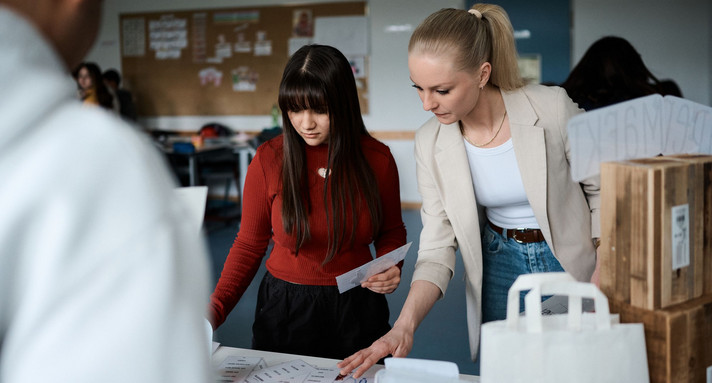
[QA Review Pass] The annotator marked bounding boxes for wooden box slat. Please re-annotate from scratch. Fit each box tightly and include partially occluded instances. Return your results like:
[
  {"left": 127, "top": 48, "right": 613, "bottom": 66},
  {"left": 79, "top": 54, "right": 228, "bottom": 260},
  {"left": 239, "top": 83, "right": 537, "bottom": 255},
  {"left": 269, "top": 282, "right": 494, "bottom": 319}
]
[
  {"left": 601, "top": 158, "right": 705, "bottom": 310},
  {"left": 662, "top": 154, "right": 712, "bottom": 296},
  {"left": 609, "top": 296, "right": 712, "bottom": 383}
]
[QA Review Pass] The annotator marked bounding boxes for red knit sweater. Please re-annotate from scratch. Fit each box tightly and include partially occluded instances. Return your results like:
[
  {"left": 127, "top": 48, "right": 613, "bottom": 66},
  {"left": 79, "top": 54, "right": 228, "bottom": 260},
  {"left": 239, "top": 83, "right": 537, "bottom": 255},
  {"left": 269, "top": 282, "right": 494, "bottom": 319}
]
[{"left": 209, "top": 135, "right": 407, "bottom": 328}]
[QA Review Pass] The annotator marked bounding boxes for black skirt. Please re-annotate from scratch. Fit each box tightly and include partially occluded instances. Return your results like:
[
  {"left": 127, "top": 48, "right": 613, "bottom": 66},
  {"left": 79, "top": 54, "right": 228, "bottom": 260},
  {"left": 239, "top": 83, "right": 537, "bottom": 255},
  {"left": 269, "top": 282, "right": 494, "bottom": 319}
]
[{"left": 252, "top": 271, "right": 391, "bottom": 360}]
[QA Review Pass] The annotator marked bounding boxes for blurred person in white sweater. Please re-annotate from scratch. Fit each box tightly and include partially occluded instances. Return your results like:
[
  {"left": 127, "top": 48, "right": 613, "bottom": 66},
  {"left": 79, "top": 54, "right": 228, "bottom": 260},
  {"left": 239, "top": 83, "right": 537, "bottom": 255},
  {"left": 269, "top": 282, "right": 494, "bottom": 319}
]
[{"left": 0, "top": 0, "right": 212, "bottom": 381}]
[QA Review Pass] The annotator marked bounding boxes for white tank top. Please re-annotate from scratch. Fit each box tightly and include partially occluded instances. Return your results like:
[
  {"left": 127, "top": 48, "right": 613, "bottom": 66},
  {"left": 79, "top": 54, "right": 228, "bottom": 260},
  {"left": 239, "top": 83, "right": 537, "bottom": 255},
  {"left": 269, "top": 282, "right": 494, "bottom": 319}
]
[{"left": 463, "top": 137, "right": 539, "bottom": 229}]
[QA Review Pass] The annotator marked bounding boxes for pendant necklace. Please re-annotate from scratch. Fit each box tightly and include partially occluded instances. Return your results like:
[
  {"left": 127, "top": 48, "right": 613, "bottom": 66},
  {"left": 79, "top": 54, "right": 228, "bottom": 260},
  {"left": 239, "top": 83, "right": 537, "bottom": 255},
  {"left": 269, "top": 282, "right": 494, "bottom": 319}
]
[{"left": 461, "top": 110, "right": 507, "bottom": 148}]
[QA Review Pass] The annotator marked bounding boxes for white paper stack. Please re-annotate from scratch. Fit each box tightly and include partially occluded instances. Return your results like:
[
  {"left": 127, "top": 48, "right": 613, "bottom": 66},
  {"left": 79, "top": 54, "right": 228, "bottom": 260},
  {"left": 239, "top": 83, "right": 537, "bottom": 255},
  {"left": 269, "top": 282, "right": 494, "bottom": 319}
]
[{"left": 374, "top": 357, "right": 467, "bottom": 383}]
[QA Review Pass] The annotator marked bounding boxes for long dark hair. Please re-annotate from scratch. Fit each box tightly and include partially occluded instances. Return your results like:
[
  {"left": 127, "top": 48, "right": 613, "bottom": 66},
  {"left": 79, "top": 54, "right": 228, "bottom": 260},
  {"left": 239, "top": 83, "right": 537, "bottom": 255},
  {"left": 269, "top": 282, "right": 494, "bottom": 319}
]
[
  {"left": 73, "top": 62, "right": 114, "bottom": 110},
  {"left": 561, "top": 36, "right": 663, "bottom": 110},
  {"left": 278, "top": 44, "right": 382, "bottom": 264}
]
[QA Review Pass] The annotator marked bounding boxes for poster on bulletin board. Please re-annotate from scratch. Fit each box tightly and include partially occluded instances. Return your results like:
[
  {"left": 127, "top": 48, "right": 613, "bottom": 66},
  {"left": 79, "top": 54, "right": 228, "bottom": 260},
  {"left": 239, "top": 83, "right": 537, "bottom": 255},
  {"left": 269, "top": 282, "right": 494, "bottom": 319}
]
[{"left": 119, "top": 2, "right": 368, "bottom": 117}]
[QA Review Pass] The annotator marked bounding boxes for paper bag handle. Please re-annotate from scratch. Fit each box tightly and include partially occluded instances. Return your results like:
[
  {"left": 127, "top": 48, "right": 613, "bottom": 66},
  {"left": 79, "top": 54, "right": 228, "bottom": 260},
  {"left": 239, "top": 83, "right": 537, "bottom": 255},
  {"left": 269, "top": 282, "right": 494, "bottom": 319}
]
[
  {"left": 505, "top": 272, "right": 576, "bottom": 330},
  {"left": 524, "top": 281, "right": 611, "bottom": 333}
]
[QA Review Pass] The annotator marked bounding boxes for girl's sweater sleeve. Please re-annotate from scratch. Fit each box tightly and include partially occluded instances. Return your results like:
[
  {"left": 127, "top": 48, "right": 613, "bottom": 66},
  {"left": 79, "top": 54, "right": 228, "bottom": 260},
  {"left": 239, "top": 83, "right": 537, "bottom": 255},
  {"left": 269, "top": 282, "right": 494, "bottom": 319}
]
[{"left": 208, "top": 147, "right": 274, "bottom": 329}]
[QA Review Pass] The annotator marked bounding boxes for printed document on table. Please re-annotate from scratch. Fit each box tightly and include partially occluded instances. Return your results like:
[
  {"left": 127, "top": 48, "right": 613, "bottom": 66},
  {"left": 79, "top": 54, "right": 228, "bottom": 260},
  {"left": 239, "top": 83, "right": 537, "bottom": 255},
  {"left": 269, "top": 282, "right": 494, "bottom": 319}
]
[
  {"left": 303, "top": 367, "right": 341, "bottom": 382},
  {"left": 539, "top": 295, "right": 596, "bottom": 315},
  {"left": 335, "top": 242, "right": 412, "bottom": 294},
  {"left": 244, "top": 359, "right": 316, "bottom": 383},
  {"left": 216, "top": 356, "right": 376, "bottom": 383},
  {"left": 215, "top": 356, "right": 266, "bottom": 382}
]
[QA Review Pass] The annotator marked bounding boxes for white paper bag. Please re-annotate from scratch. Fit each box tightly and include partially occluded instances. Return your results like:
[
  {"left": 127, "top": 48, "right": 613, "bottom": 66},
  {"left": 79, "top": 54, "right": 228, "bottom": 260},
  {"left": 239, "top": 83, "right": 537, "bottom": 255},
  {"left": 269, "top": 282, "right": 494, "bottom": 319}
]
[{"left": 480, "top": 272, "right": 649, "bottom": 383}]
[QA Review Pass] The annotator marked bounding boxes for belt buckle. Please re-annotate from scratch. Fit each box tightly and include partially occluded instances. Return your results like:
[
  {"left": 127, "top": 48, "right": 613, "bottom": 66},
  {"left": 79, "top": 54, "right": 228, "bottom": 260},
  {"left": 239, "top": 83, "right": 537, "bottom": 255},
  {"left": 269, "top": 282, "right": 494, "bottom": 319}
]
[{"left": 512, "top": 228, "right": 528, "bottom": 244}]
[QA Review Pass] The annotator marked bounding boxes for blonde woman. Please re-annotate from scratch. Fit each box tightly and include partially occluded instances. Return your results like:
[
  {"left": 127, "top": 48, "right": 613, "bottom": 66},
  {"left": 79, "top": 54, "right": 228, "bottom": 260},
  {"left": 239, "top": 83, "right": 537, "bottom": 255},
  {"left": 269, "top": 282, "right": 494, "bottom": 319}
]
[{"left": 339, "top": 4, "right": 600, "bottom": 377}]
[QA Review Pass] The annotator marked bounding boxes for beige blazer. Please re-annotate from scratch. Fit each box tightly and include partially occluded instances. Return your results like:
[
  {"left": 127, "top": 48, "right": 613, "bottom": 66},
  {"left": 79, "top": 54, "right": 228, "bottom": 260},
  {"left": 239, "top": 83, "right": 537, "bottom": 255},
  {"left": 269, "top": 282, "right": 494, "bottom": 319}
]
[{"left": 411, "top": 84, "right": 600, "bottom": 361}]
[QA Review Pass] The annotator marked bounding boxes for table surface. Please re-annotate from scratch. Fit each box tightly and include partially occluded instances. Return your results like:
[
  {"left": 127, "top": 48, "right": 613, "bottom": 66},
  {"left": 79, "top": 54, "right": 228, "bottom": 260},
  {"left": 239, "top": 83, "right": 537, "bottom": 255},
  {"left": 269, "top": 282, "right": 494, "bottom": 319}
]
[{"left": 212, "top": 346, "right": 480, "bottom": 382}]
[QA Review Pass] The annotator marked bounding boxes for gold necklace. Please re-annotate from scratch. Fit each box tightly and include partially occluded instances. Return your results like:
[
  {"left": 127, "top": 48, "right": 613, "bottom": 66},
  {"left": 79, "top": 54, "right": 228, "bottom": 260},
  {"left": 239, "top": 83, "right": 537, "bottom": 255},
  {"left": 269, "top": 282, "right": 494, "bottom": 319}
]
[{"left": 461, "top": 110, "right": 507, "bottom": 148}]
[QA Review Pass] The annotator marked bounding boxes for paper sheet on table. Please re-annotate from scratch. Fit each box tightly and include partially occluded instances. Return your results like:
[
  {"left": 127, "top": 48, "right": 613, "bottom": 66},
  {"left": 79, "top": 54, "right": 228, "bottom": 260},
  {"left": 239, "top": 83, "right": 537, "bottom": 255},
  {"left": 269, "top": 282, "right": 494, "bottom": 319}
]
[
  {"left": 537, "top": 295, "right": 620, "bottom": 325},
  {"left": 303, "top": 367, "right": 341, "bottom": 383},
  {"left": 375, "top": 357, "right": 464, "bottom": 382},
  {"left": 335, "top": 242, "right": 412, "bottom": 294},
  {"left": 244, "top": 359, "right": 316, "bottom": 383},
  {"left": 205, "top": 318, "right": 217, "bottom": 355},
  {"left": 216, "top": 356, "right": 267, "bottom": 382},
  {"left": 217, "top": 356, "right": 375, "bottom": 383},
  {"left": 173, "top": 186, "right": 208, "bottom": 233},
  {"left": 539, "top": 295, "right": 596, "bottom": 315}
]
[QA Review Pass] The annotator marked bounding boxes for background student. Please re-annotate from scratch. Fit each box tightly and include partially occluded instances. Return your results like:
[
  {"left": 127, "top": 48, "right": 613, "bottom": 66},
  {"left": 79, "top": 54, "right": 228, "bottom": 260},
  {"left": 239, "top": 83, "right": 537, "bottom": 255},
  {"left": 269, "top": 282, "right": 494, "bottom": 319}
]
[
  {"left": 561, "top": 35, "right": 682, "bottom": 111},
  {"left": 73, "top": 61, "right": 115, "bottom": 111},
  {"left": 208, "top": 44, "right": 407, "bottom": 360},
  {"left": 340, "top": 4, "right": 600, "bottom": 377},
  {"left": 103, "top": 68, "right": 139, "bottom": 121}
]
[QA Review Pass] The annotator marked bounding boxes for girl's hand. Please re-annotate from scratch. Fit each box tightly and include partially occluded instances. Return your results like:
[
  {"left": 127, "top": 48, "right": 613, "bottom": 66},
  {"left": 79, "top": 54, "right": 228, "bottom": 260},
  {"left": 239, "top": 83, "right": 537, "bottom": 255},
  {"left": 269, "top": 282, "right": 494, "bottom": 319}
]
[{"left": 361, "top": 265, "right": 401, "bottom": 294}]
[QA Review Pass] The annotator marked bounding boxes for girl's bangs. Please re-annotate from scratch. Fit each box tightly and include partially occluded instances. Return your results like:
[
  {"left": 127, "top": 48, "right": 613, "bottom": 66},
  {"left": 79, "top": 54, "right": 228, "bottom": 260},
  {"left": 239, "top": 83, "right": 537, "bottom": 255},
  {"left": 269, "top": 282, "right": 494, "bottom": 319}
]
[{"left": 279, "top": 76, "right": 328, "bottom": 114}]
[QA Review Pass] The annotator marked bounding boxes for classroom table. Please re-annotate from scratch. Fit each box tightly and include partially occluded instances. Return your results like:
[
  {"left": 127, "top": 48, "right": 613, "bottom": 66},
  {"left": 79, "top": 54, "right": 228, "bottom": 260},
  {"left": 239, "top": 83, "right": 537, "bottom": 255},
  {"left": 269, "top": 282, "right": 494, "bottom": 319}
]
[
  {"left": 212, "top": 346, "right": 480, "bottom": 382},
  {"left": 162, "top": 144, "right": 234, "bottom": 186},
  {"left": 162, "top": 141, "right": 255, "bottom": 198}
]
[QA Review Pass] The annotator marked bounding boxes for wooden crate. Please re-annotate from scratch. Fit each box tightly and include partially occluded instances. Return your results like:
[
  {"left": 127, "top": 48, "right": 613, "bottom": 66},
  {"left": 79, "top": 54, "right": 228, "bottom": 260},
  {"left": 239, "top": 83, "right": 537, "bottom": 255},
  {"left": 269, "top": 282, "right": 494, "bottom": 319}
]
[
  {"left": 600, "top": 158, "right": 705, "bottom": 310},
  {"left": 661, "top": 154, "right": 712, "bottom": 296},
  {"left": 609, "top": 295, "right": 712, "bottom": 383}
]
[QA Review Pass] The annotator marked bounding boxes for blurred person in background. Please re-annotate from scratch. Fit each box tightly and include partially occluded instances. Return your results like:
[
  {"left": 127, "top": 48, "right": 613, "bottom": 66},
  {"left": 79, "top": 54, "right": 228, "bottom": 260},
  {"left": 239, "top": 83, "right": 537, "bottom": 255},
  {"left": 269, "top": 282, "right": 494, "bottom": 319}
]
[
  {"left": 73, "top": 61, "right": 114, "bottom": 111},
  {"left": 0, "top": 0, "right": 212, "bottom": 381},
  {"left": 561, "top": 36, "right": 682, "bottom": 111},
  {"left": 103, "top": 68, "right": 138, "bottom": 121}
]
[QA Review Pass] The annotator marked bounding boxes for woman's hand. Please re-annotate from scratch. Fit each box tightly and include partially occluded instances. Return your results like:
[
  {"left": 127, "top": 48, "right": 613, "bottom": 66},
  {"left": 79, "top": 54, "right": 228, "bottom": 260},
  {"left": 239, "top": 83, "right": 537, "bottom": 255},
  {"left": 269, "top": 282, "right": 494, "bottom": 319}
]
[
  {"left": 361, "top": 265, "right": 401, "bottom": 294},
  {"left": 337, "top": 325, "right": 413, "bottom": 378},
  {"left": 340, "top": 281, "right": 440, "bottom": 378}
]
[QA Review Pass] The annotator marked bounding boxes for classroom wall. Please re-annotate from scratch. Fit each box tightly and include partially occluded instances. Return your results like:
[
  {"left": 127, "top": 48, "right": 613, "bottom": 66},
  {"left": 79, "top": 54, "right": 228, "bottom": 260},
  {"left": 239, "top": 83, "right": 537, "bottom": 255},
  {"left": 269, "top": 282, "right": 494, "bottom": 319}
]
[
  {"left": 87, "top": 0, "right": 712, "bottom": 204},
  {"left": 467, "top": 0, "right": 572, "bottom": 84},
  {"left": 89, "top": 0, "right": 462, "bottom": 203}
]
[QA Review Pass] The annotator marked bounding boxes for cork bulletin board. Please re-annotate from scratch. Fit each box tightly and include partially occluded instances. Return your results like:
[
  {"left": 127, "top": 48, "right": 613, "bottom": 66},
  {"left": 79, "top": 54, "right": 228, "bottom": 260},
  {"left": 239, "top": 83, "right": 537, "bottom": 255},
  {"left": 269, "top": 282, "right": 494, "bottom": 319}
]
[{"left": 120, "top": 2, "right": 368, "bottom": 117}]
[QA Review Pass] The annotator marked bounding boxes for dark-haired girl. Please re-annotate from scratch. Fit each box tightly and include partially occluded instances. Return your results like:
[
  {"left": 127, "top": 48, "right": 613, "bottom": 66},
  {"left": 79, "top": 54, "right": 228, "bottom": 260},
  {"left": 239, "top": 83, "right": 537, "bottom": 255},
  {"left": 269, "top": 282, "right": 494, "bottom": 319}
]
[
  {"left": 208, "top": 44, "right": 406, "bottom": 360},
  {"left": 72, "top": 62, "right": 113, "bottom": 110}
]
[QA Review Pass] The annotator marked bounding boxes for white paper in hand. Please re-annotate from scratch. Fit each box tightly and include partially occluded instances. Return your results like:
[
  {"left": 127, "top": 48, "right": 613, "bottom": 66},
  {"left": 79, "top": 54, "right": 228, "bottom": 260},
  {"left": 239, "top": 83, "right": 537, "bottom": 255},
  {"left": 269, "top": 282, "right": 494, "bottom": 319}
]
[{"left": 335, "top": 242, "right": 412, "bottom": 294}]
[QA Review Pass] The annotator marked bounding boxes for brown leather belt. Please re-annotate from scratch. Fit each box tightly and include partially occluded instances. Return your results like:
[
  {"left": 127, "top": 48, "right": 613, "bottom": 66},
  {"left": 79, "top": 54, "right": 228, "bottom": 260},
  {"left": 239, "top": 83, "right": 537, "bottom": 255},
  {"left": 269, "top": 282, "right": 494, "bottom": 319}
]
[{"left": 488, "top": 221, "right": 545, "bottom": 243}]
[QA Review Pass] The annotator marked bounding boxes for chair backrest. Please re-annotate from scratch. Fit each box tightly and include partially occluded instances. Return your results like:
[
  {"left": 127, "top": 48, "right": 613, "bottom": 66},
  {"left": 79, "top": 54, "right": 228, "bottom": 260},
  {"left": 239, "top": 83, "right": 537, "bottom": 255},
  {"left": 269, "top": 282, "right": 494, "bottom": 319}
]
[
  {"left": 199, "top": 123, "right": 232, "bottom": 138},
  {"left": 249, "top": 126, "right": 283, "bottom": 148}
]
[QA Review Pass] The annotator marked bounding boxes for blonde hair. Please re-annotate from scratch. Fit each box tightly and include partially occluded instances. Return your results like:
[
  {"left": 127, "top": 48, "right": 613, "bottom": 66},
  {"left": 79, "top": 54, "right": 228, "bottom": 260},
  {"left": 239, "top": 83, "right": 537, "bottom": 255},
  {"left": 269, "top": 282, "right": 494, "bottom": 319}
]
[{"left": 408, "top": 4, "right": 524, "bottom": 90}]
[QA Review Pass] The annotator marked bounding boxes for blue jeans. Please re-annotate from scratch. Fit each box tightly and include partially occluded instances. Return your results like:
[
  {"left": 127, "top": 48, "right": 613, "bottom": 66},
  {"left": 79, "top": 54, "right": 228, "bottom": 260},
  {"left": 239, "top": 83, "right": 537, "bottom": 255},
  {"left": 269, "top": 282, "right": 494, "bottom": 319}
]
[{"left": 473, "top": 222, "right": 564, "bottom": 374}]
